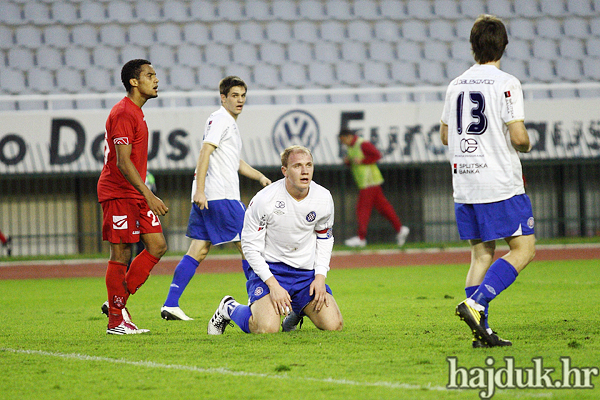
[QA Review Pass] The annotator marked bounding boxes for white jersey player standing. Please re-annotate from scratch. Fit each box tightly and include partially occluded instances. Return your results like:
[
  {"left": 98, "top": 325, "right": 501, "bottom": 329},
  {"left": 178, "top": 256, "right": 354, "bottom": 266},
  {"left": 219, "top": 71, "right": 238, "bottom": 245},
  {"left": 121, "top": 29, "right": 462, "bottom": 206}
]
[
  {"left": 161, "top": 76, "right": 271, "bottom": 321},
  {"left": 440, "top": 15, "right": 536, "bottom": 348},
  {"left": 208, "top": 145, "right": 344, "bottom": 334}
]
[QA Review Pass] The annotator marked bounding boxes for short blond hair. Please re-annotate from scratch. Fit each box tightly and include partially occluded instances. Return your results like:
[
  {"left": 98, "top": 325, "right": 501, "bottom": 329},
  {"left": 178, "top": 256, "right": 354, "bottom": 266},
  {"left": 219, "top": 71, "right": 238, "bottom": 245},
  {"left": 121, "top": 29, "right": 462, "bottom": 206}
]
[{"left": 280, "top": 145, "right": 313, "bottom": 167}]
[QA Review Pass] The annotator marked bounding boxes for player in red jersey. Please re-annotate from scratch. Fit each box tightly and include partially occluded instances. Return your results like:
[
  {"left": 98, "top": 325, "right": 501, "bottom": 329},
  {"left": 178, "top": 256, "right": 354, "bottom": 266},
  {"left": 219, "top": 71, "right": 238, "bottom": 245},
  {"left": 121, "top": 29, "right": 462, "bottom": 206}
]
[{"left": 97, "top": 59, "right": 168, "bottom": 335}]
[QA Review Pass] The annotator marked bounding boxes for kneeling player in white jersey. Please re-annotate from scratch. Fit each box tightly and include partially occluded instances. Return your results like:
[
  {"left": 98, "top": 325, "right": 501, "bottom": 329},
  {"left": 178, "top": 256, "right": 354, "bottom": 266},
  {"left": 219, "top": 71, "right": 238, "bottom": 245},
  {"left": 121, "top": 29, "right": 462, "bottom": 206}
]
[
  {"left": 440, "top": 15, "right": 535, "bottom": 347},
  {"left": 207, "top": 145, "right": 344, "bottom": 334}
]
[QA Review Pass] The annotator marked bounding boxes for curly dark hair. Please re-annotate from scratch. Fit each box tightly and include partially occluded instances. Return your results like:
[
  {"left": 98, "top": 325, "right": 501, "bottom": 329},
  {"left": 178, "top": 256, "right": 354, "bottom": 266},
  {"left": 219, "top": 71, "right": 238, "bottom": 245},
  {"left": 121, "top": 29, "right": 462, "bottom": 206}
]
[{"left": 121, "top": 59, "right": 152, "bottom": 92}]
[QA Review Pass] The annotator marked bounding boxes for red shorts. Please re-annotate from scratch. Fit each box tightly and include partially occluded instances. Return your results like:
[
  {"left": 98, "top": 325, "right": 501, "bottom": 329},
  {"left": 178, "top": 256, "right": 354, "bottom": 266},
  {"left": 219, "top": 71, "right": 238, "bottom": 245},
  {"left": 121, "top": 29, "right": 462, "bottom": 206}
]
[{"left": 101, "top": 198, "right": 162, "bottom": 244}]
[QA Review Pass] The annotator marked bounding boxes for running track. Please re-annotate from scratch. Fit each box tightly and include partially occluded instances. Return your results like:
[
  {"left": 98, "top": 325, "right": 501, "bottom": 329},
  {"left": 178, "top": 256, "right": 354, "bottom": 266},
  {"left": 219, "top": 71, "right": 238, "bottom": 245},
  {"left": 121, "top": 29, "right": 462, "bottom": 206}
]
[{"left": 1, "top": 244, "right": 599, "bottom": 280}]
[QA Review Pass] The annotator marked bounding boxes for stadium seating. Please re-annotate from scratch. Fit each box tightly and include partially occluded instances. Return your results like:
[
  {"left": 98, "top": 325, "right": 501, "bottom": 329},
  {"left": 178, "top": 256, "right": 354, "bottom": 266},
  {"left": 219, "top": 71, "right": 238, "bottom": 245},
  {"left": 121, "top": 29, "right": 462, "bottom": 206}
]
[{"left": 0, "top": 0, "right": 598, "bottom": 109}]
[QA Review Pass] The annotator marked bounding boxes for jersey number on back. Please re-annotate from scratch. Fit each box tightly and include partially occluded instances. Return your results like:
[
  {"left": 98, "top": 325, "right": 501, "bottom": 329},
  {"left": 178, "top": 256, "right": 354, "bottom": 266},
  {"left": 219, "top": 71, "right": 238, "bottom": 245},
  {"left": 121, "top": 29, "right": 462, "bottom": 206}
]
[{"left": 456, "top": 91, "right": 487, "bottom": 135}]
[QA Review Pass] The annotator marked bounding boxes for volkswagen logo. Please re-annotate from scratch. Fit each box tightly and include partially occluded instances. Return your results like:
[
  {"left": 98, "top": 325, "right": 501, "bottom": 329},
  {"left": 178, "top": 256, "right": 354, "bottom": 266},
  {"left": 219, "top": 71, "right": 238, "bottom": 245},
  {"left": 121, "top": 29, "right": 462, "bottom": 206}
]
[{"left": 272, "top": 110, "right": 319, "bottom": 155}]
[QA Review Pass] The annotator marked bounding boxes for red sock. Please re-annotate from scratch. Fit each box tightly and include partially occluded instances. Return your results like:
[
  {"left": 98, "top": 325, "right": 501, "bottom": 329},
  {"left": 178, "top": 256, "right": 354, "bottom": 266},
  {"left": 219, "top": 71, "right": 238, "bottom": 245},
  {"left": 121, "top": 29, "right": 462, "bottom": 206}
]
[
  {"left": 106, "top": 261, "right": 129, "bottom": 328},
  {"left": 126, "top": 249, "right": 160, "bottom": 295}
]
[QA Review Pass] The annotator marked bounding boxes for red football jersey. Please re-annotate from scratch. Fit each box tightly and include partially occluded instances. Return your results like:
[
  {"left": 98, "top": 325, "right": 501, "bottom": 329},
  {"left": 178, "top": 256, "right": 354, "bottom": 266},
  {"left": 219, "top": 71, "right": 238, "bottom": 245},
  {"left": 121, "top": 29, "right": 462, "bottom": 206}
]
[{"left": 97, "top": 97, "right": 149, "bottom": 203}]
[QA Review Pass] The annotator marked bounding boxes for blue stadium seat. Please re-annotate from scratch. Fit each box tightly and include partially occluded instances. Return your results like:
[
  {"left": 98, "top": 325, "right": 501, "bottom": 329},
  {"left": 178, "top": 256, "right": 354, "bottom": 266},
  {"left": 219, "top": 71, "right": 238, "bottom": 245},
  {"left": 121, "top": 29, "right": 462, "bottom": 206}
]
[
  {"left": 563, "top": 18, "right": 590, "bottom": 39},
  {"left": 245, "top": 0, "right": 271, "bottom": 20},
  {"left": 325, "top": 0, "right": 353, "bottom": 20},
  {"left": 15, "top": 26, "right": 44, "bottom": 49},
  {"left": 232, "top": 42, "right": 260, "bottom": 66},
  {"left": 529, "top": 59, "right": 555, "bottom": 82},
  {"left": 224, "top": 64, "right": 251, "bottom": 82},
  {"left": 341, "top": 41, "right": 367, "bottom": 62},
  {"left": 396, "top": 41, "right": 422, "bottom": 62},
  {"left": 211, "top": 22, "right": 238, "bottom": 45},
  {"left": 80, "top": 2, "right": 107, "bottom": 23},
  {"left": 505, "top": 39, "right": 532, "bottom": 61},
  {"left": 149, "top": 45, "right": 176, "bottom": 68},
  {"left": 36, "top": 47, "right": 64, "bottom": 70},
  {"left": 314, "top": 41, "right": 340, "bottom": 62},
  {"left": 56, "top": 68, "right": 83, "bottom": 93},
  {"left": 390, "top": 61, "right": 419, "bottom": 85},
  {"left": 28, "top": 67, "right": 56, "bottom": 94},
  {"left": 64, "top": 47, "right": 92, "bottom": 69},
  {"left": 455, "top": 19, "right": 474, "bottom": 40},
  {"left": 458, "top": 0, "right": 486, "bottom": 18},
  {"left": 0, "top": 26, "right": 13, "bottom": 50},
  {"left": 170, "top": 65, "right": 197, "bottom": 90},
  {"left": 272, "top": 0, "right": 297, "bottom": 20},
  {"left": 281, "top": 62, "right": 309, "bottom": 87},
  {"left": 509, "top": 18, "right": 537, "bottom": 40},
  {"left": 135, "top": 0, "right": 163, "bottom": 22},
  {"left": 163, "top": 0, "right": 189, "bottom": 22},
  {"left": 586, "top": 37, "right": 600, "bottom": 57},
  {"left": 539, "top": 0, "right": 568, "bottom": 16},
  {"left": 374, "top": 20, "right": 401, "bottom": 41},
  {"left": 308, "top": 62, "right": 336, "bottom": 86},
  {"left": 347, "top": 20, "right": 373, "bottom": 42},
  {"left": 217, "top": 1, "right": 245, "bottom": 21},
  {"left": 265, "top": 21, "right": 293, "bottom": 43},
  {"left": 532, "top": 38, "right": 559, "bottom": 60},
  {"left": 589, "top": 17, "right": 600, "bottom": 37},
  {"left": 120, "top": 44, "right": 148, "bottom": 63},
  {"left": 298, "top": 0, "right": 326, "bottom": 20},
  {"left": 321, "top": 20, "right": 347, "bottom": 41},
  {"left": 23, "top": 2, "right": 52, "bottom": 25},
  {"left": 197, "top": 64, "right": 224, "bottom": 89},
  {"left": 418, "top": 60, "right": 446, "bottom": 85},
  {"left": 486, "top": 0, "right": 515, "bottom": 18},
  {"left": 176, "top": 44, "right": 203, "bottom": 67},
  {"left": 44, "top": 26, "right": 71, "bottom": 49},
  {"left": 259, "top": 42, "right": 286, "bottom": 64},
  {"left": 566, "top": 0, "right": 594, "bottom": 16},
  {"left": 204, "top": 43, "right": 232, "bottom": 66},
  {"left": 7, "top": 48, "right": 35, "bottom": 70},
  {"left": 450, "top": 40, "right": 473, "bottom": 63},
  {"left": 559, "top": 38, "right": 585, "bottom": 59},
  {"left": 369, "top": 41, "right": 396, "bottom": 62},
  {"left": 287, "top": 42, "right": 314, "bottom": 63},
  {"left": 71, "top": 25, "right": 99, "bottom": 48},
  {"left": 107, "top": 1, "right": 135, "bottom": 23},
  {"left": 501, "top": 59, "right": 530, "bottom": 81},
  {"left": 51, "top": 2, "right": 79, "bottom": 24},
  {"left": 423, "top": 41, "right": 450, "bottom": 62},
  {"left": 335, "top": 61, "right": 362, "bottom": 85},
  {"left": 363, "top": 60, "right": 391, "bottom": 85},
  {"left": 93, "top": 46, "right": 120, "bottom": 69},
  {"left": 555, "top": 58, "right": 582, "bottom": 81},
  {"left": 189, "top": 0, "right": 218, "bottom": 21},
  {"left": 293, "top": 21, "right": 319, "bottom": 42},
  {"left": 582, "top": 58, "right": 600, "bottom": 80},
  {"left": 433, "top": 0, "right": 461, "bottom": 19},
  {"left": 406, "top": 0, "right": 435, "bottom": 20},
  {"left": 253, "top": 64, "right": 280, "bottom": 89},
  {"left": 239, "top": 21, "right": 267, "bottom": 44},
  {"left": 100, "top": 24, "right": 128, "bottom": 47},
  {"left": 84, "top": 67, "right": 114, "bottom": 92},
  {"left": 429, "top": 20, "right": 456, "bottom": 41},
  {"left": 514, "top": 0, "right": 542, "bottom": 18},
  {"left": 354, "top": 0, "right": 381, "bottom": 20},
  {"left": 0, "top": 2, "right": 23, "bottom": 25},
  {"left": 128, "top": 24, "right": 156, "bottom": 47},
  {"left": 401, "top": 20, "right": 427, "bottom": 41},
  {"left": 536, "top": 18, "right": 564, "bottom": 40},
  {"left": 380, "top": 0, "right": 408, "bottom": 20},
  {"left": 182, "top": 23, "right": 210, "bottom": 45},
  {"left": 446, "top": 60, "right": 472, "bottom": 80}
]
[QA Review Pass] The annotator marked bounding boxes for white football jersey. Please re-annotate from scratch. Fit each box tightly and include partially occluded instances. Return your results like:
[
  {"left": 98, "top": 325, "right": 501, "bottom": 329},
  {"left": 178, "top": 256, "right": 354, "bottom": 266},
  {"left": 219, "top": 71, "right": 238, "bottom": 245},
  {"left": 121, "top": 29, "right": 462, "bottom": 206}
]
[
  {"left": 241, "top": 179, "right": 335, "bottom": 282},
  {"left": 191, "top": 106, "right": 242, "bottom": 201},
  {"left": 441, "top": 64, "right": 526, "bottom": 203}
]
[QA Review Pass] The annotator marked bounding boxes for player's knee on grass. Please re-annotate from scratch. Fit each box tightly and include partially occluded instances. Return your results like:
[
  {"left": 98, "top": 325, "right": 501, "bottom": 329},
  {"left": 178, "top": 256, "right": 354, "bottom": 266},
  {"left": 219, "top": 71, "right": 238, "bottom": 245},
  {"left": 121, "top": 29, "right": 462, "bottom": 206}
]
[{"left": 250, "top": 315, "right": 281, "bottom": 334}]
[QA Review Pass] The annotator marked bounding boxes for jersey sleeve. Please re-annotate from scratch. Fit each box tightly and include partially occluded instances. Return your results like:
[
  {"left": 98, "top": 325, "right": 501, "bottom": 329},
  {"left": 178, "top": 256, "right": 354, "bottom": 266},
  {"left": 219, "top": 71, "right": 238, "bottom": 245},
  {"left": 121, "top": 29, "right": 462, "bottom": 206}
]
[
  {"left": 501, "top": 77, "right": 525, "bottom": 125},
  {"left": 203, "top": 115, "right": 228, "bottom": 147},
  {"left": 241, "top": 194, "right": 273, "bottom": 282},
  {"left": 360, "top": 141, "right": 382, "bottom": 164},
  {"left": 110, "top": 110, "right": 136, "bottom": 145},
  {"left": 313, "top": 193, "right": 335, "bottom": 277}
]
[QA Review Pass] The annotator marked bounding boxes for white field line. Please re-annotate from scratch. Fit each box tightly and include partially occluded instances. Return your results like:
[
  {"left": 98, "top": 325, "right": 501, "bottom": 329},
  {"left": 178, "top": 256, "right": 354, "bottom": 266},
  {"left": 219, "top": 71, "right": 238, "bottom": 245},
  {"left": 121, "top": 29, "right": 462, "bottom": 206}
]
[
  {"left": 1, "top": 347, "right": 557, "bottom": 398},
  {"left": 2, "top": 347, "right": 443, "bottom": 392}
]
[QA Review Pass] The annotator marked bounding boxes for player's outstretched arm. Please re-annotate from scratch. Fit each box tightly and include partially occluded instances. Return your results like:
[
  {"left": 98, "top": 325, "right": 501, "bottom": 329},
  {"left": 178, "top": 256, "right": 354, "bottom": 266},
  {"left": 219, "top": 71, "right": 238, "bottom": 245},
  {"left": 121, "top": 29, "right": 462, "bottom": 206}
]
[{"left": 239, "top": 159, "right": 271, "bottom": 187}]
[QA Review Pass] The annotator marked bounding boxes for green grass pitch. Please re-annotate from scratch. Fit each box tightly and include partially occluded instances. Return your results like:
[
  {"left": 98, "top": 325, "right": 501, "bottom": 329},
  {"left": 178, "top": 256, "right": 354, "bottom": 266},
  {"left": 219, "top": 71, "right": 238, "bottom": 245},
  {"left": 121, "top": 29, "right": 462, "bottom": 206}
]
[{"left": 1, "top": 259, "right": 599, "bottom": 400}]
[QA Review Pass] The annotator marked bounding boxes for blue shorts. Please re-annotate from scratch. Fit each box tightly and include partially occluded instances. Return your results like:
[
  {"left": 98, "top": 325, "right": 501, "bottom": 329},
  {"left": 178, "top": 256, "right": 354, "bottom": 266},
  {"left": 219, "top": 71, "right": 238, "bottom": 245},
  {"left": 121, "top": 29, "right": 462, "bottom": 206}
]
[
  {"left": 455, "top": 194, "right": 535, "bottom": 242},
  {"left": 246, "top": 262, "right": 333, "bottom": 317},
  {"left": 186, "top": 199, "right": 246, "bottom": 245}
]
